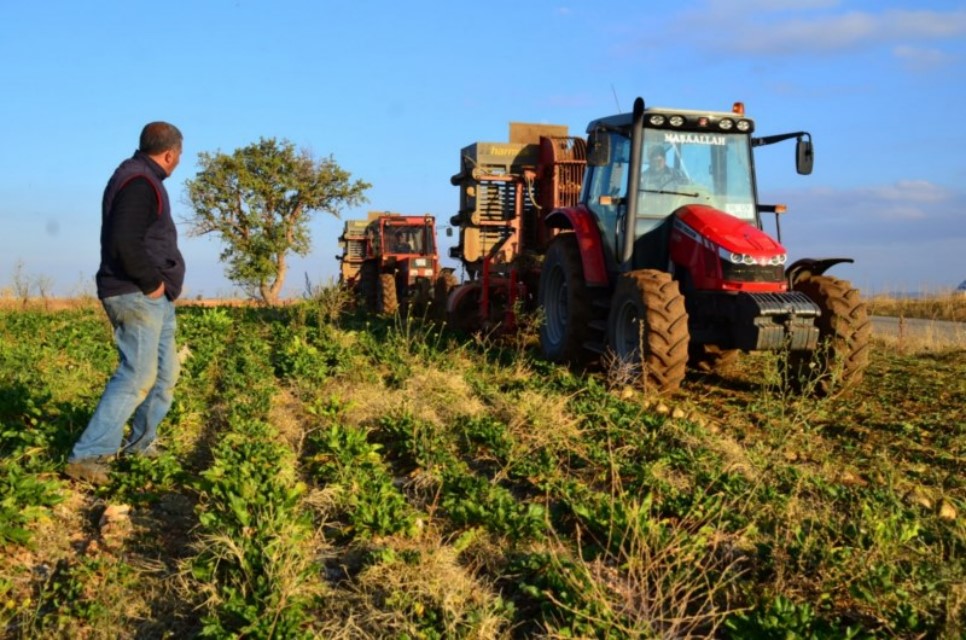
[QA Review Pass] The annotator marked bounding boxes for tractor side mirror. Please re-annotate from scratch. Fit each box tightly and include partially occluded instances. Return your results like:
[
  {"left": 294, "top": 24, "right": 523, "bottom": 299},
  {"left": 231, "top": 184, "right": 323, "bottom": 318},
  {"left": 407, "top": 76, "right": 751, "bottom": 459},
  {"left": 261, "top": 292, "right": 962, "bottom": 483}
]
[
  {"left": 587, "top": 129, "right": 611, "bottom": 166},
  {"left": 796, "top": 136, "right": 813, "bottom": 175}
]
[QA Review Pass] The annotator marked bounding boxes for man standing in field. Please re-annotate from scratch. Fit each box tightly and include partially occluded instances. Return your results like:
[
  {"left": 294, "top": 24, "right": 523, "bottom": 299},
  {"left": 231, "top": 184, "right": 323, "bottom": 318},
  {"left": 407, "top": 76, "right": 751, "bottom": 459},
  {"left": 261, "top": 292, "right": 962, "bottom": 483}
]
[{"left": 64, "top": 122, "right": 186, "bottom": 485}]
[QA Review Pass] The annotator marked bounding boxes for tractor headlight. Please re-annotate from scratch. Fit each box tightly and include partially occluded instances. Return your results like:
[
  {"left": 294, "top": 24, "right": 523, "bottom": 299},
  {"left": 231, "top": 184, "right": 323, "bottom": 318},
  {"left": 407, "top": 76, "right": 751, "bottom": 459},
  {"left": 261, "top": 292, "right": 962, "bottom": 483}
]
[
  {"left": 726, "top": 252, "right": 746, "bottom": 264},
  {"left": 719, "top": 118, "right": 734, "bottom": 130},
  {"left": 725, "top": 252, "right": 787, "bottom": 265},
  {"left": 669, "top": 115, "right": 685, "bottom": 127},
  {"left": 736, "top": 119, "right": 752, "bottom": 132},
  {"left": 648, "top": 114, "right": 666, "bottom": 126},
  {"left": 725, "top": 250, "right": 759, "bottom": 265}
]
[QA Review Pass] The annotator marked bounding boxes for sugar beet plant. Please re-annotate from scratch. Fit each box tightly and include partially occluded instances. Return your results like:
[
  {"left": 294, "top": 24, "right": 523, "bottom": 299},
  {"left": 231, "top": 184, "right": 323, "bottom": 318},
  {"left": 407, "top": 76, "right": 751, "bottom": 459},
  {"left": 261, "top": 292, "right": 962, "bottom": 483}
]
[
  {"left": 306, "top": 412, "right": 418, "bottom": 540},
  {"left": 0, "top": 309, "right": 115, "bottom": 547},
  {"left": 186, "top": 317, "right": 320, "bottom": 639}
]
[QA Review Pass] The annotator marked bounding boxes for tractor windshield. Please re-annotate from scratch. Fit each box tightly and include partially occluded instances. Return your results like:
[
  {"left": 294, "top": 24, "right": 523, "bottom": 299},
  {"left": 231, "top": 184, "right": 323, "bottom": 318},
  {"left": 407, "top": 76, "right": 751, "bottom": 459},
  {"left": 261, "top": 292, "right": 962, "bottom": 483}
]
[
  {"left": 386, "top": 223, "right": 434, "bottom": 256},
  {"left": 639, "top": 128, "right": 756, "bottom": 222}
]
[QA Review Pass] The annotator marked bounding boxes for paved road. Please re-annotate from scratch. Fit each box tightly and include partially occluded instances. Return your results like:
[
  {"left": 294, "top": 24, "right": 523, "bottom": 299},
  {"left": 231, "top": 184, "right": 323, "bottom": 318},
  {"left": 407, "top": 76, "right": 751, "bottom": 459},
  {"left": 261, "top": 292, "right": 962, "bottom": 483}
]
[{"left": 871, "top": 316, "right": 965, "bottom": 348}]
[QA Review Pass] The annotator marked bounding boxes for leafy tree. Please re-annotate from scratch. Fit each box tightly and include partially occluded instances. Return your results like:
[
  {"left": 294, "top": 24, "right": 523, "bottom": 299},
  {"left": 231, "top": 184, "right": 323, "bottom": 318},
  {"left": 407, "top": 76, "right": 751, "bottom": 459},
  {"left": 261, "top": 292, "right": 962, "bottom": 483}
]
[{"left": 185, "top": 138, "right": 369, "bottom": 305}]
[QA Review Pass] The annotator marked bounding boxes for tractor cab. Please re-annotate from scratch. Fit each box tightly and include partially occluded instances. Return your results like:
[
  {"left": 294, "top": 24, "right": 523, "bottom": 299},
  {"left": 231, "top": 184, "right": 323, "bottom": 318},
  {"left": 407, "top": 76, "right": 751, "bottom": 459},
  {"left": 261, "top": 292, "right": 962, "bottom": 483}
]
[
  {"left": 583, "top": 104, "right": 765, "bottom": 278},
  {"left": 374, "top": 216, "right": 439, "bottom": 287},
  {"left": 582, "top": 102, "right": 813, "bottom": 296}
]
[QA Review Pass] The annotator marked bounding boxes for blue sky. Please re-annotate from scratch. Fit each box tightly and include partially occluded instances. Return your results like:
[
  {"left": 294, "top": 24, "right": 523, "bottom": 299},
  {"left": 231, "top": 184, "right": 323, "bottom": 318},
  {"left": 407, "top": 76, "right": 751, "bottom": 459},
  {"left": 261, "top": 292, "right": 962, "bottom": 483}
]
[{"left": 1, "top": 0, "right": 964, "bottom": 297}]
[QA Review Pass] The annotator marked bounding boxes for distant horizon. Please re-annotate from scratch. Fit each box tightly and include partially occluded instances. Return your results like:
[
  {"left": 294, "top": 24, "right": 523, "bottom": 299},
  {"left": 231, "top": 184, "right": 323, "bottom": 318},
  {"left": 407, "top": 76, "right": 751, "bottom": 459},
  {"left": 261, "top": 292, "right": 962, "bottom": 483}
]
[{"left": 1, "top": 260, "right": 962, "bottom": 302}]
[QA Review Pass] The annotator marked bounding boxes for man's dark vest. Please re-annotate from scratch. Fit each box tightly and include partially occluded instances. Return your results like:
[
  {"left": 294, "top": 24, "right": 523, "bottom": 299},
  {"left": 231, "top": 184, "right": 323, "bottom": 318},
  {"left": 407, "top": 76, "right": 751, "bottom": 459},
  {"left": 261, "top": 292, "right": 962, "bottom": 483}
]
[{"left": 95, "top": 151, "right": 185, "bottom": 300}]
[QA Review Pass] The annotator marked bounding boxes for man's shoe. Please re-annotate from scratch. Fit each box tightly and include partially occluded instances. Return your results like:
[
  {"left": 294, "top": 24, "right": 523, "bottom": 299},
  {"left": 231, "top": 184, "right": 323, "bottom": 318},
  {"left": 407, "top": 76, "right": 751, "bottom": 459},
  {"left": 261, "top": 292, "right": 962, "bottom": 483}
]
[
  {"left": 63, "top": 459, "right": 111, "bottom": 485},
  {"left": 141, "top": 442, "right": 164, "bottom": 459},
  {"left": 129, "top": 441, "right": 164, "bottom": 459}
]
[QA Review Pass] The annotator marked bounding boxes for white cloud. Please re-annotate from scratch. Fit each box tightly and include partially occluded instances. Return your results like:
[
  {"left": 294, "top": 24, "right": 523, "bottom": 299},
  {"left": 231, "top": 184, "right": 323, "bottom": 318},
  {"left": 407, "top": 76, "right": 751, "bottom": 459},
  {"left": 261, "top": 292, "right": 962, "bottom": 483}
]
[
  {"left": 765, "top": 181, "right": 965, "bottom": 291},
  {"left": 679, "top": 7, "right": 966, "bottom": 56},
  {"left": 862, "top": 180, "right": 949, "bottom": 204},
  {"left": 769, "top": 180, "right": 965, "bottom": 245},
  {"left": 893, "top": 45, "right": 954, "bottom": 71}
]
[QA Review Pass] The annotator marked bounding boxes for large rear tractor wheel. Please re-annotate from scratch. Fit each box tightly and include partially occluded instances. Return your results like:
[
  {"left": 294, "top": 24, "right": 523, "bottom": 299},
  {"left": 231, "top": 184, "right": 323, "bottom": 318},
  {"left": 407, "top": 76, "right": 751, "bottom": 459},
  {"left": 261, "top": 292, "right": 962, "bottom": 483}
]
[
  {"left": 538, "top": 233, "right": 592, "bottom": 363},
  {"left": 786, "top": 274, "right": 871, "bottom": 396},
  {"left": 377, "top": 273, "right": 399, "bottom": 316},
  {"left": 607, "top": 270, "right": 690, "bottom": 394}
]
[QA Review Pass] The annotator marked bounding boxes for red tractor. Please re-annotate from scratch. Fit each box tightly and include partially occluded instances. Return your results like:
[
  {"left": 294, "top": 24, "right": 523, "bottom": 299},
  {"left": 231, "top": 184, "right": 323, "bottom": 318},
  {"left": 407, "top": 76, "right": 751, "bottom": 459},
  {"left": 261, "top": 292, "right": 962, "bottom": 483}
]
[
  {"left": 338, "top": 211, "right": 453, "bottom": 316},
  {"left": 447, "top": 100, "right": 870, "bottom": 394}
]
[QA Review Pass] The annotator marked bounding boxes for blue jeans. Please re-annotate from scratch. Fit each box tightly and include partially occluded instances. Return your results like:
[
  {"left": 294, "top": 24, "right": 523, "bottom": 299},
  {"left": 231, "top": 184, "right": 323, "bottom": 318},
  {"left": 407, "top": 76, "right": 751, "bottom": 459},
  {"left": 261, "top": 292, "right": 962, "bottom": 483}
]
[{"left": 69, "top": 292, "right": 179, "bottom": 462}]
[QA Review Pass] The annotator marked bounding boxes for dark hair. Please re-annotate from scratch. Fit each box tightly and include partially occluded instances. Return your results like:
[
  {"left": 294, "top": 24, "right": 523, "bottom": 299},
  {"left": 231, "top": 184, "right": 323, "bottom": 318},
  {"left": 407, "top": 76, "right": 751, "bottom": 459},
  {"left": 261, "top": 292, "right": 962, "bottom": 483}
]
[{"left": 139, "top": 122, "right": 183, "bottom": 155}]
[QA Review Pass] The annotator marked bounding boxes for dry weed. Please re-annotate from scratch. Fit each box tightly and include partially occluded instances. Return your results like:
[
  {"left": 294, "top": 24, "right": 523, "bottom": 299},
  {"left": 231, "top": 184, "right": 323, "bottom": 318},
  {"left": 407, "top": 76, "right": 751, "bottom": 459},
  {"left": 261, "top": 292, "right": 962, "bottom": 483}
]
[
  {"left": 542, "top": 492, "right": 751, "bottom": 638},
  {"left": 315, "top": 531, "right": 508, "bottom": 639}
]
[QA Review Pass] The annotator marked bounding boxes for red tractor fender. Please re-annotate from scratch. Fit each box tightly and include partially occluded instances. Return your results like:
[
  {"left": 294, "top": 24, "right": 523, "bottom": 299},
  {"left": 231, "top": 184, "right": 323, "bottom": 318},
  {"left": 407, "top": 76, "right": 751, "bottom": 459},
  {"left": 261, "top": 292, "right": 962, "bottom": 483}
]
[
  {"left": 544, "top": 205, "right": 609, "bottom": 287},
  {"left": 786, "top": 258, "right": 855, "bottom": 287}
]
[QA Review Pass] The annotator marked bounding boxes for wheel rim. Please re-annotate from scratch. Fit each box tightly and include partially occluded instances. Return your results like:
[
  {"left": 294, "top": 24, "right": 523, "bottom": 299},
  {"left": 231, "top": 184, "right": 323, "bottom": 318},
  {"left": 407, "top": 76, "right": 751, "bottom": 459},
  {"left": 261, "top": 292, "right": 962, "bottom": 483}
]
[
  {"left": 613, "top": 299, "right": 642, "bottom": 360},
  {"left": 544, "top": 264, "right": 567, "bottom": 346}
]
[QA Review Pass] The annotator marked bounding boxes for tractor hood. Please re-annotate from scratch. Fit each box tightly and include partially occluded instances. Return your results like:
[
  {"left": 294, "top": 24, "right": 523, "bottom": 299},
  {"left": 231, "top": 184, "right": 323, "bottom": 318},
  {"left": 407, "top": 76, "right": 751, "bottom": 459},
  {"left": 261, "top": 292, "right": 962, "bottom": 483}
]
[
  {"left": 674, "top": 204, "right": 785, "bottom": 258},
  {"left": 669, "top": 204, "right": 788, "bottom": 293}
]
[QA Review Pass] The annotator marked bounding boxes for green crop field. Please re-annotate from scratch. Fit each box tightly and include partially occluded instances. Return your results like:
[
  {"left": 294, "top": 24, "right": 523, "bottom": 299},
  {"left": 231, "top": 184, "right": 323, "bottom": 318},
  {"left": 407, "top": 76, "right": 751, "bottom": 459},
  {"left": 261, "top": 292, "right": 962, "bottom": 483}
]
[{"left": 0, "top": 291, "right": 963, "bottom": 639}]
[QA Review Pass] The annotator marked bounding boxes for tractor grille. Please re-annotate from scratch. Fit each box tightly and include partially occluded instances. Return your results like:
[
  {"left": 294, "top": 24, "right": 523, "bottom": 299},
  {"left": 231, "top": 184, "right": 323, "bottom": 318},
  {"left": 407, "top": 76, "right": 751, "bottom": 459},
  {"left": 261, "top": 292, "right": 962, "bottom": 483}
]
[{"left": 721, "top": 261, "right": 784, "bottom": 283}]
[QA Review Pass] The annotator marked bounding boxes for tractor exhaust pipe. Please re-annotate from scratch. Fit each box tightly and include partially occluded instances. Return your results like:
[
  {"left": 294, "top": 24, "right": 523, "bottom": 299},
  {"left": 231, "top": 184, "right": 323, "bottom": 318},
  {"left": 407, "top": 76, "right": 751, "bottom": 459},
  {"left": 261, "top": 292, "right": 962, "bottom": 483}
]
[{"left": 622, "top": 97, "right": 645, "bottom": 269}]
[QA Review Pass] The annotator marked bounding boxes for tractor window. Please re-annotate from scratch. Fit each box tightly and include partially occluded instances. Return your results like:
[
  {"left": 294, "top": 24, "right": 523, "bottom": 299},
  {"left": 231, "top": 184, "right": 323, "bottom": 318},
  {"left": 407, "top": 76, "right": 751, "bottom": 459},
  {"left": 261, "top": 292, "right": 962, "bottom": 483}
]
[
  {"left": 586, "top": 132, "right": 630, "bottom": 246},
  {"left": 388, "top": 225, "right": 433, "bottom": 255},
  {"left": 639, "top": 129, "right": 756, "bottom": 221},
  {"left": 416, "top": 225, "right": 433, "bottom": 255}
]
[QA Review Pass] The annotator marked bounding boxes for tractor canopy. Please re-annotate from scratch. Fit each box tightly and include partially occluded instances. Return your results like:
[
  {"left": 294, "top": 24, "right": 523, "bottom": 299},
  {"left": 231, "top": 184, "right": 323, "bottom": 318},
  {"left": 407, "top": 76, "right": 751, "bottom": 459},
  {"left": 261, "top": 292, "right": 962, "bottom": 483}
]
[{"left": 583, "top": 105, "right": 763, "bottom": 275}]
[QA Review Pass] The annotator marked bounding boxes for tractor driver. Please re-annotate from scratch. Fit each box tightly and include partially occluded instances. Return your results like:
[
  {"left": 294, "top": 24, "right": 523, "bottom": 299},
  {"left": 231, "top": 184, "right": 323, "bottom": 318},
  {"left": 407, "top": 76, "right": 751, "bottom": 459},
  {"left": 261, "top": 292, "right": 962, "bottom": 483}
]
[
  {"left": 643, "top": 146, "right": 685, "bottom": 190},
  {"left": 393, "top": 230, "right": 413, "bottom": 253}
]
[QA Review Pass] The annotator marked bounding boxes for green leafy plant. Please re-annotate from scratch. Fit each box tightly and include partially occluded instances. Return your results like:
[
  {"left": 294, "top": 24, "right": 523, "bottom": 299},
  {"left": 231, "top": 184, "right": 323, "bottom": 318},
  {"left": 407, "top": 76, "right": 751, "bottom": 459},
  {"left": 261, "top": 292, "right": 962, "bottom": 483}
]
[
  {"left": 0, "top": 461, "right": 63, "bottom": 546},
  {"left": 307, "top": 422, "right": 417, "bottom": 539},
  {"left": 724, "top": 594, "right": 868, "bottom": 639}
]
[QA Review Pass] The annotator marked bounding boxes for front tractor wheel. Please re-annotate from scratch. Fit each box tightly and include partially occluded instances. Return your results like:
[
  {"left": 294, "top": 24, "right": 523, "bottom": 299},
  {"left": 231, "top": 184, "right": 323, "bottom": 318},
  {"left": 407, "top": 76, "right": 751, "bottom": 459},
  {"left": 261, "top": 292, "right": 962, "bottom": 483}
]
[
  {"left": 607, "top": 270, "right": 690, "bottom": 394},
  {"left": 786, "top": 274, "right": 871, "bottom": 396},
  {"left": 538, "top": 233, "right": 592, "bottom": 363},
  {"left": 377, "top": 273, "right": 399, "bottom": 315}
]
